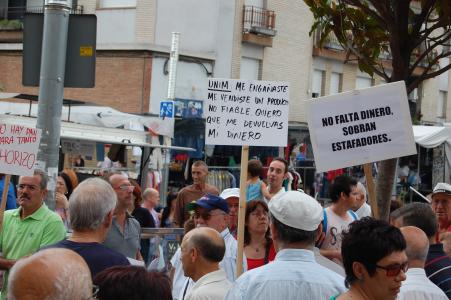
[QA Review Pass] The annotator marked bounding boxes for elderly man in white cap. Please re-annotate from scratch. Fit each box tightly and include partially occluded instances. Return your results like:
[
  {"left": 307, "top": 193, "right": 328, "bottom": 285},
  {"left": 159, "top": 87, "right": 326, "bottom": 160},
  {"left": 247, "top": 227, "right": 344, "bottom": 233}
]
[
  {"left": 225, "top": 191, "right": 346, "bottom": 300},
  {"left": 220, "top": 188, "right": 240, "bottom": 238},
  {"left": 431, "top": 182, "right": 451, "bottom": 240}
]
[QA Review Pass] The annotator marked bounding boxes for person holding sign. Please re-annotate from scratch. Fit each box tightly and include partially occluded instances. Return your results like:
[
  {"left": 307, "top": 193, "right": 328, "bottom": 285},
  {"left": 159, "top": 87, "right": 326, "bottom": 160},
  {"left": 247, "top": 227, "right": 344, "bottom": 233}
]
[
  {"left": 263, "top": 158, "right": 288, "bottom": 202},
  {"left": 0, "top": 169, "right": 66, "bottom": 299},
  {"left": 225, "top": 191, "right": 346, "bottom": 300}
]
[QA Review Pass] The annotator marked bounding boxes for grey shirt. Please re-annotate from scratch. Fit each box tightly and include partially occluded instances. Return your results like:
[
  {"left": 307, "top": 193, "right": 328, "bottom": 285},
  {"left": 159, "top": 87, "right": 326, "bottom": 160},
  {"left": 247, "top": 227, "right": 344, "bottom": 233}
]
[{"left": 103, "top": 214, "right": 141, "bottom": 259}]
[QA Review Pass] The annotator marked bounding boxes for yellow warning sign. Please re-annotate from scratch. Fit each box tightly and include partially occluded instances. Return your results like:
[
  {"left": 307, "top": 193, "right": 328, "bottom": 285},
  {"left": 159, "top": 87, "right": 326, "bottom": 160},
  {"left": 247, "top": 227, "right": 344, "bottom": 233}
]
[{"left": 80, "top": 46, "right": 93, "bottom": 57}]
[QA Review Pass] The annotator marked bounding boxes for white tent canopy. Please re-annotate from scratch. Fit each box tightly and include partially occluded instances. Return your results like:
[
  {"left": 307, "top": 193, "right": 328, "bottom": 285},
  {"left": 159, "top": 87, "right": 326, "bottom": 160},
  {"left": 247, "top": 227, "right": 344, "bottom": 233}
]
[
  {"left": 413, "top": 124, "right": 451, "bottom": 184},
  {"left": 0, "top": 100, "right": 173, "bottom": 137}
]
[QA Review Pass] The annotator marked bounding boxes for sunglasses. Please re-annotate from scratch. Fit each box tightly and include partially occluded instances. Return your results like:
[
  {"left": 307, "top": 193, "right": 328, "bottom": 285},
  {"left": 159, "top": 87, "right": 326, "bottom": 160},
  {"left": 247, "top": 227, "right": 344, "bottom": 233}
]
[{"left": 375, "top": 262, "right": 408, "bottom": 277}]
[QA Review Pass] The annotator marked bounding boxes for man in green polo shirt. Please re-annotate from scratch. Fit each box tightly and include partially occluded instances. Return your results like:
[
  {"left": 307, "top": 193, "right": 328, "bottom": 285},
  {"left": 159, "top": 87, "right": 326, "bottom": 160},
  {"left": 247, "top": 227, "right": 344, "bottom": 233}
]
[{"left": 0, "top": 169, "right": 66, "bottom": 299}]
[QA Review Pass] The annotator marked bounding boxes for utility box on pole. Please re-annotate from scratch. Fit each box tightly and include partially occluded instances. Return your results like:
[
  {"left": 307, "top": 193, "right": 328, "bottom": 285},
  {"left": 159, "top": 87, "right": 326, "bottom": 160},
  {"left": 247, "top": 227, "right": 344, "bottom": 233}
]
[{"left": 23, "top": 13, "right": 96, "bottom": 88}]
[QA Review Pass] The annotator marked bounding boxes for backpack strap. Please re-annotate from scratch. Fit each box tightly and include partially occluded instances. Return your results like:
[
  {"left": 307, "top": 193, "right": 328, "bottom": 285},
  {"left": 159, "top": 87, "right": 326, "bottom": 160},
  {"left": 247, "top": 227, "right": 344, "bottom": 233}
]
[
  {"left": 322, "top": 209, "right": 328, "bottom": 234},
  {"left": 348, "top": 209, "right": 358, "bottom": 220}
]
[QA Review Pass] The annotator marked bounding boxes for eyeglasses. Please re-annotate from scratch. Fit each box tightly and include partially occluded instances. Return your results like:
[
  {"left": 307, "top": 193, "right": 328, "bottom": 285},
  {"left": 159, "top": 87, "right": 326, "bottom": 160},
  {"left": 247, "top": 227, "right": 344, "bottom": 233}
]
[
  {"left": 115, "top": 184, "right": 135, "bottom": 191},
  {"left": 375, "top": 262, "right": 408, "bottom": 277},
  {"left": 194, "top": 211, "right": 225, "bottom": 220},
  {"left": 16, "top": 184, "right": 40, "bottom": 192}
]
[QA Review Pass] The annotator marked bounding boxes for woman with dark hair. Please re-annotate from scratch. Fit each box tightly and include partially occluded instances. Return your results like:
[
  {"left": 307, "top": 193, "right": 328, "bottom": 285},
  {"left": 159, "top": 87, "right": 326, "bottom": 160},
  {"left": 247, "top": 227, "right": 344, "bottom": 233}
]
[
  {"left": 332, "top": 217, "right": 407, "bottom": 300},
  {"left": 244, "top": 200, "right": 276, "bottom": 270},
  {"left": 94, "top": 266, "right": 173, "bottom": 300},
  {"left": 55, "top": 171, "right": 74, "bottom": 228},
  {"left": 161, "top": 192, "right": 178, "bottom": 228}
]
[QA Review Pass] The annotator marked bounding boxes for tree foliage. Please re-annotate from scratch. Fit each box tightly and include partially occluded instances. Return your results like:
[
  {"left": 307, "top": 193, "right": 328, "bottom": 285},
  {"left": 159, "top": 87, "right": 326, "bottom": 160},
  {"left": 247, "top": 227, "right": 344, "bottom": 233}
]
[
  {"left": 305, "top": 0, "right": 451, "bottom": 93},
  {"left": 304, "top": 0, "right": 450, "bottom": 220}
]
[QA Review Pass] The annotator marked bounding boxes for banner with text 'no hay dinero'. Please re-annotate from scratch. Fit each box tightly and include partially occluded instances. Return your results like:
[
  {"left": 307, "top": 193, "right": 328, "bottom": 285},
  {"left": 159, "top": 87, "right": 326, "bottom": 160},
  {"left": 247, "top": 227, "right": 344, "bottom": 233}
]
[
  {"left": 305, "top": 81, "right": 417, "bottom": 172},
  {"left": 205, "top": 78, "right": 289, "bottom": 147},
  {"left": 0, "top": 122, "right": 42, "bottom": 176}
]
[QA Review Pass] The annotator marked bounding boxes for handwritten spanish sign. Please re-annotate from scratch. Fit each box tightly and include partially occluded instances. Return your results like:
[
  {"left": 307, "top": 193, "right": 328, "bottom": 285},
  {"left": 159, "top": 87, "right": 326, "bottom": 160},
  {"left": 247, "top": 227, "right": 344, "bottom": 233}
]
[
  {"left": 0, "top": 122, "right": 42, "bottom": 176},
  {"left": 205, "top": 78, "right": 289, "bottom": 146},
  {"left": 306, "top": 81, "right": 416, "bottom": 172}
]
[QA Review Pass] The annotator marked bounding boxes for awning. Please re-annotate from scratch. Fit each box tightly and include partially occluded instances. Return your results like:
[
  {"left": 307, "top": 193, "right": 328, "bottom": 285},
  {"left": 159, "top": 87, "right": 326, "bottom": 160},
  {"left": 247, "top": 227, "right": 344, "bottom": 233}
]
[
  {"left": 0, "top": 114, "right": 193, "bottom": 151},
  {"left": 413, "top": 125, "right": 451, "bottom": 184}
]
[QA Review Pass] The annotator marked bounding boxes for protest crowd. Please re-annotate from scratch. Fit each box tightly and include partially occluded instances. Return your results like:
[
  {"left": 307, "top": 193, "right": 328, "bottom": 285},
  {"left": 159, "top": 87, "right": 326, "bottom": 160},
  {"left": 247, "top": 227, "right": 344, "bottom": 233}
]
[{"left": 0, "top": 156, "right": 449, "bottom": 300}]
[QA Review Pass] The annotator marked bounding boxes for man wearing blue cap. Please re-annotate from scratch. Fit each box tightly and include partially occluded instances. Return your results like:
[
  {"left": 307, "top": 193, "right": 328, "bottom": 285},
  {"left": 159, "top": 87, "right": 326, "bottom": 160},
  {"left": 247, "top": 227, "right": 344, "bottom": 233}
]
[
  {"left": 172, "top": 194, "right": 244, "bottom": 300},
  {"left": 187, "top": 194, "right": 241, "bottom": 281}
]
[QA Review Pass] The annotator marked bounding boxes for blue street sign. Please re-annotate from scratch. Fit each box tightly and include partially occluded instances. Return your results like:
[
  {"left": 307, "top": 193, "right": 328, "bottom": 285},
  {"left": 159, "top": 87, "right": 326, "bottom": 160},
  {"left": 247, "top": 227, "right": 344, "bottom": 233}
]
[{"left": 160, "top": 101, "right": 174, "bottom": 118}]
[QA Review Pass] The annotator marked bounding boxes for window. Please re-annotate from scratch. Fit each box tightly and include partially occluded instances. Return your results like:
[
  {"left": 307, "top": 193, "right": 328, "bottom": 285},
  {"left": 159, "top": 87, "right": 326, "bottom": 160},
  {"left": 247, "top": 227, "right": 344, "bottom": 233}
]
[
  {"left": 355, "top": 76, "right": 372, "bottom": 89},
  {"left": 312, "top": 69, "right": 325, "bottom": 98},
  {"left": 240, "top": 57, "right": 261, "bottom": 80},
  {"left": 98, "top": 0, "right": 136, "bottom": 9},
  {"left": 329, "top": 72, "right": 342, "bottom": 95},
  {"left": 437, "top": 90, "right": 447, "bottom": 119}
]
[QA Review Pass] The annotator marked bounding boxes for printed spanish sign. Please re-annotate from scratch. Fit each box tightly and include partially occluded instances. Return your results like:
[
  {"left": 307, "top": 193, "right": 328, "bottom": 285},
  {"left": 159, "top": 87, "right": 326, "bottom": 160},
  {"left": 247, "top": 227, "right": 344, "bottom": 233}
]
[
  {"left": 61, "top": 139, "right": 95, "bottom": 156},
  {"left": 205, "top": 78, "right": 289, "bottom": 146},
  {"left": 305, "top": 81, "right": 416, "bottom": 172},
  {"left": 0, "top": 122, "right": 42, "bottom": 176}
]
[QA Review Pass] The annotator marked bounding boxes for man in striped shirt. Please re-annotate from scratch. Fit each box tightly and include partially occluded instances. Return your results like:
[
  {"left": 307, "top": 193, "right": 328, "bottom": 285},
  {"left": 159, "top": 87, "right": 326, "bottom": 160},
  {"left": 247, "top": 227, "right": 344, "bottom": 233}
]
[{"left": 391, "top": 202, "right": 451, "bottom": 298}]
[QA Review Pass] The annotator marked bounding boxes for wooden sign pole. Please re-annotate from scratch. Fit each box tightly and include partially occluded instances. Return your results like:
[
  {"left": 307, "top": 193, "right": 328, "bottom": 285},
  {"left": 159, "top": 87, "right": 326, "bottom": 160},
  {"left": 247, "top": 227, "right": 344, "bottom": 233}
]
[
  {"left": 363, "top": 163, "right": 379, "bottom": 219},
  {"left": 0, "top": 174, "right": 11, "bottom": 231},
  {"left": 236, "top": 145, "right": 249, "bottom": 277}
]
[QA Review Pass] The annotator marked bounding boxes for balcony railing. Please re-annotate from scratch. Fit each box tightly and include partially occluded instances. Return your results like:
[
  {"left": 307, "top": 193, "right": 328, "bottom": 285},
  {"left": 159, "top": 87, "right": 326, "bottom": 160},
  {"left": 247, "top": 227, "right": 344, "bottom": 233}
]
[
  {"left": 242, "top": 6, "right": 276, "bottom": 37},
  {"left": 313, "top": 27, "right": 343, "bottom": 51},
  {"left": 0, "top": 5, "right": 84, "bottom": 23}
]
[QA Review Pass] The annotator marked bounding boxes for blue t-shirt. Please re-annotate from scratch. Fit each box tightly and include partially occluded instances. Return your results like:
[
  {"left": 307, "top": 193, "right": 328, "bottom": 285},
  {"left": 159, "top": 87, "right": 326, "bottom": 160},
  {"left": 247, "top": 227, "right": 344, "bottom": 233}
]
[
  {"left": 247, "top": 180, "right": 263, "bottom": 201},
  {"left": 43, "top": 239, "right": 130, "bottom": 278},
  {"left": 0, "top": 178, "right": 16, "bottom": 210}
]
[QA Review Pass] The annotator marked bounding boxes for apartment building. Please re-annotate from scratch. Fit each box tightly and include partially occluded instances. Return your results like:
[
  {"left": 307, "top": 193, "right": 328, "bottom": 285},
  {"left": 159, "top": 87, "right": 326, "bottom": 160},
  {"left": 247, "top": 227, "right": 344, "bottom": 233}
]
[{"left": 0, "top": 0, "right": 449, "bottom": 177}]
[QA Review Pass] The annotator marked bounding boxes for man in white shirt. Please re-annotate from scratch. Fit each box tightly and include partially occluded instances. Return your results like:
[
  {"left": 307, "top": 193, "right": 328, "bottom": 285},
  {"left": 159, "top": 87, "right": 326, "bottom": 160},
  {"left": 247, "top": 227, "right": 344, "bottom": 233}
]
[
  {"left": 320, "top": 175, "right": 359, "bottom": 264},
  {"left": 398, "top": 226, "right": 448, "bottom": 300},
  {"left": 352, "top": 182, "right": 372, "bottom": 219},
  {"left": 172, "top": 194, "right": 244, "bottom": 299},
  {"left": 181, "top": 227, "right": 232, "bottom": 300},
  {"left": 263, "top": 158, "right": 288, "bottom": 202},
  {"left": 226, "top": 191, "right": 346, "bottom": 300}
]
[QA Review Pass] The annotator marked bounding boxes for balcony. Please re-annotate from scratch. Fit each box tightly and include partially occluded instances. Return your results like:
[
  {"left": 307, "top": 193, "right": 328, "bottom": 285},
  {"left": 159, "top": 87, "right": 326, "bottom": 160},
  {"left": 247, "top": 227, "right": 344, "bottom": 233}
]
[
  {"left": 242, "top": 6, "right": 276, "bottom": 47},
  {"left": 0, "top": 5, "right": 84, "bottom": 43}
]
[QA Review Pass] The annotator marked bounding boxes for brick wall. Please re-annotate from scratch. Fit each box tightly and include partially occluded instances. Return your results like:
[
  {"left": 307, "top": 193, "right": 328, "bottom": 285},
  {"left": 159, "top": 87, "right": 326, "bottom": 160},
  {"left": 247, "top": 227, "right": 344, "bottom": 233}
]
[{"left": 0, "top": 50, "right": 152, "bottom": 113}]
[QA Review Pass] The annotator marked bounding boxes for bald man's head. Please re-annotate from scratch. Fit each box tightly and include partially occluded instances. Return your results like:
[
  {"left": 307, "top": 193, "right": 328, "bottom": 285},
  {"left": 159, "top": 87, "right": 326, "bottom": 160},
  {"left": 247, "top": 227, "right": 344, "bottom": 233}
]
[
  {"left": 185, "top": 227, "right": 225, "bottom": 263},
  {"left": 400, "top": 226, "right": 429, "bottom": 264},
  {"left": 8, "top": 248, "right": 92, "bottom": 300}
]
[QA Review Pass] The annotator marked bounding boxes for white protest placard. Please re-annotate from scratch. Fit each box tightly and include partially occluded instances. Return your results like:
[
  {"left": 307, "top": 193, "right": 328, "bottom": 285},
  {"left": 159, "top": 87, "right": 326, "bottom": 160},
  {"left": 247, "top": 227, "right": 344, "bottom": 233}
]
[
  {"left": 305, "top": 81, "right": 416, "bottom": 172},
  {"left": 0, "top": 122, "right": 42, "bottom": 176},
  {"left": 205, "top": 78, "right": 289, "bottom": 146}
]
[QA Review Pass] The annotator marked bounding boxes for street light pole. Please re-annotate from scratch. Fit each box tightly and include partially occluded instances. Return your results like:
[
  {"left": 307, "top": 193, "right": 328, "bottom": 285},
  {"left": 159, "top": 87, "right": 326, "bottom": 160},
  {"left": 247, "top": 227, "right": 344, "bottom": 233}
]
[{"left": 35, "top": 0, "right": 72, "bottom": 210}]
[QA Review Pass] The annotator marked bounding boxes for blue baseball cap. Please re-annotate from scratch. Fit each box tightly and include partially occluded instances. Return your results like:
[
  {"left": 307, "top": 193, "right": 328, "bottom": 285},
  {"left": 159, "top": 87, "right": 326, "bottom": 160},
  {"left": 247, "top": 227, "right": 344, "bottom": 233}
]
[{"left": 187, "top": 194, "right": 230, "bottom": 214}]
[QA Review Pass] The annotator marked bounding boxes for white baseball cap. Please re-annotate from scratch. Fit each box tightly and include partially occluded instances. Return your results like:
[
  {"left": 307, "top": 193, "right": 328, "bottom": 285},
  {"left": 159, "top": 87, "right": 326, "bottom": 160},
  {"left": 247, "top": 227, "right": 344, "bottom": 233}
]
[
  {"left": 220, "top": 188, "right": 240, "bottom": 200},
  {"left": 269, "top": 191, "right": 323, "bottom": 231},
  {"left": 432, "top": 182, "right": 451, "bottom": 197}
]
